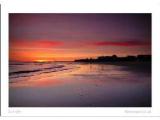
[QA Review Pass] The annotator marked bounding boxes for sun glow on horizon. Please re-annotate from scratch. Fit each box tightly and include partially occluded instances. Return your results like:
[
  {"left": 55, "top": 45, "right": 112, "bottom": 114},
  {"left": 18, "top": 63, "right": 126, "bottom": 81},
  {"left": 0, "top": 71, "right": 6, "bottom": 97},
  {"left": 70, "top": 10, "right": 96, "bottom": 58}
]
[
  {"left": 35, "top": 59, "right": 49, "bottom": 63},
  {"left": 9, "top": 14, "right": 151, "bottom": 62}
]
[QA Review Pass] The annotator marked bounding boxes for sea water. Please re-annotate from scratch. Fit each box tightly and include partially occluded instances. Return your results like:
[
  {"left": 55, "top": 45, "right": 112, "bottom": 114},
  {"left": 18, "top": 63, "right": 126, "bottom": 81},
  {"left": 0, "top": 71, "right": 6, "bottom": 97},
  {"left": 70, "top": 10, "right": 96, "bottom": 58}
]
[{"left": 9, "top": 62, "right": 151, "bottom": 107}]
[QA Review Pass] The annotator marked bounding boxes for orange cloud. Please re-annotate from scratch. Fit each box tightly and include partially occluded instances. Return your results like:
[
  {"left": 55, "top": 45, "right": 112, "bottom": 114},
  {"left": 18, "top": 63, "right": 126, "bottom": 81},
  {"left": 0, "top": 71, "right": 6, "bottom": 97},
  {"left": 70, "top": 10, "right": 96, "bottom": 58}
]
[{"left": 10, "top": 39, "right": 63, "bottom": 49}]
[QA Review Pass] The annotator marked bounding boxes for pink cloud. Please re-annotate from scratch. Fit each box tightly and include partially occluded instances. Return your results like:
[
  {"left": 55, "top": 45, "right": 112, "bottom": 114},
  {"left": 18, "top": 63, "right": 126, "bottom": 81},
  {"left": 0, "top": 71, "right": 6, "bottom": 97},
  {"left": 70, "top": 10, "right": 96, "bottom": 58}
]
[
  {"left": 10, "top": 39, "right": 63, "bottom": 49},
  {"left": 93, "top": 41, "right": 150, "bottom": 47}
]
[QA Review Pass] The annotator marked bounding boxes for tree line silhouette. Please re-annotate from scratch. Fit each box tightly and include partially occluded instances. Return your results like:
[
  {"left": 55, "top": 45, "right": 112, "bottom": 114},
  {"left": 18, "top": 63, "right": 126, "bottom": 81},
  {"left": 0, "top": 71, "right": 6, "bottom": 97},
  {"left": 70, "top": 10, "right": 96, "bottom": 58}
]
[{"left": 74, "top": 55, "right": 151, "bottom": 63}]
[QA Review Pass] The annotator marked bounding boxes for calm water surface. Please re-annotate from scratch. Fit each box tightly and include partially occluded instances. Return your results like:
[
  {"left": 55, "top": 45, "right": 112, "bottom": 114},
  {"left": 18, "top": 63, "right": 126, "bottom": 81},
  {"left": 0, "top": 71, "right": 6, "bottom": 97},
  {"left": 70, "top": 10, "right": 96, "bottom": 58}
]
[{"left": 9, "top": 62, "right": 151, "bottom": 107}]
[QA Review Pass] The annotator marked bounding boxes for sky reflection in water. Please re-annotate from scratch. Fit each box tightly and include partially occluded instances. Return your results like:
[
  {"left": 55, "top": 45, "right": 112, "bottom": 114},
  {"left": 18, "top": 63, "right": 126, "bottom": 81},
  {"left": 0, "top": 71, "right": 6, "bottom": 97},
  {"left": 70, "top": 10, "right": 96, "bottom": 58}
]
[{"left": 9, "top": 62, "right": 151, "bottom": 107}]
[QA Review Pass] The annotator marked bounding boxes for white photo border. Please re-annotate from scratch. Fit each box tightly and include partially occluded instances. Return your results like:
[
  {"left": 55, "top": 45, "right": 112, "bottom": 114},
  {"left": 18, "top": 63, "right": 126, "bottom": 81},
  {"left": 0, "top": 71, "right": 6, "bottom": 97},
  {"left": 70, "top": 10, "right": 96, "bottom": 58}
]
[{"left": 1, "top": 0, "right": 160, "bottom": 117}]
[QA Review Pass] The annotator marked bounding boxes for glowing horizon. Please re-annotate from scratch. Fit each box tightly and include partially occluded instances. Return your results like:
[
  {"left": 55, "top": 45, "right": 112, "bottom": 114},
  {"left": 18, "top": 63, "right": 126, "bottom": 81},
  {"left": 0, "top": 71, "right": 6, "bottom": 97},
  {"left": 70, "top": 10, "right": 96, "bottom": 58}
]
[{"left": 9, "top": 14, "right": 151, "bottom": 62}]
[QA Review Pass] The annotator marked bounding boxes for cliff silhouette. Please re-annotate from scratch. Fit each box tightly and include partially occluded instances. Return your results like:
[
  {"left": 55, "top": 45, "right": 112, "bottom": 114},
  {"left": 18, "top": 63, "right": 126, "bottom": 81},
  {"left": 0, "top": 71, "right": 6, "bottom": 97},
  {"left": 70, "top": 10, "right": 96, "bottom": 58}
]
[{"left": 74, "top": 55, "right": 151, "bottom": 63}]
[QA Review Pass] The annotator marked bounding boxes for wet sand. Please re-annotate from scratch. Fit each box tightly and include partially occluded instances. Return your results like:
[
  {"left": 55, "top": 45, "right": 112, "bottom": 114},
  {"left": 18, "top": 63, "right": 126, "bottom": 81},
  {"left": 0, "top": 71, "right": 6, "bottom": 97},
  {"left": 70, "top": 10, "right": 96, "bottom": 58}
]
[{"left": 9, "top": 62, "right": 151, "bottom": 107}]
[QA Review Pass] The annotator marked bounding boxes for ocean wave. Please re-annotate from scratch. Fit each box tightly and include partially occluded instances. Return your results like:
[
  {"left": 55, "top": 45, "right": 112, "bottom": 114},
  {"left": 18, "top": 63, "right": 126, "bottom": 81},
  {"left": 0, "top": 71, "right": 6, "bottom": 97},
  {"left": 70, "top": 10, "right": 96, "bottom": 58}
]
[
  {"left": 9, "top": 65, "right": 67, "bottom": 79},
  {"left": 10, "top": 65, "right": 64, "bottom": 75}
]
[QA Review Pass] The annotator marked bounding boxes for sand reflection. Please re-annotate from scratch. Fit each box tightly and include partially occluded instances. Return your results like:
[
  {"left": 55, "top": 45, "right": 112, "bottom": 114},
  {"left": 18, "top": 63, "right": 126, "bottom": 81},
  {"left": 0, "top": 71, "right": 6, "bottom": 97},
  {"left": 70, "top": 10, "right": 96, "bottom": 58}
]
[{"left": 9, "top": 62, "right": 151, "bottom": 107}]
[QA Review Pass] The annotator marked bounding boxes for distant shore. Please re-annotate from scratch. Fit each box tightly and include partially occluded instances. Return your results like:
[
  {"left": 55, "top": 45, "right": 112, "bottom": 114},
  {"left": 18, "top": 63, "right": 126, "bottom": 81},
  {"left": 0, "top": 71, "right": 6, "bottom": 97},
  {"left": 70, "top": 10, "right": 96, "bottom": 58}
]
[{"left": 74, "top": 54, "right": 151, "bottom": 63}]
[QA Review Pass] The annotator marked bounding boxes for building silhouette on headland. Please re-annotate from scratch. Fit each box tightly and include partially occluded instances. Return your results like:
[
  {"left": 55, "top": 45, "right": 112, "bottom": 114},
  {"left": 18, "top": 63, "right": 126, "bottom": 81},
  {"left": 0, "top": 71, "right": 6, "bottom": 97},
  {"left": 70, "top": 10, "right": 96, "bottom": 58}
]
[{"left": 74, "top": 55, "right": 151, "bottom": 63}]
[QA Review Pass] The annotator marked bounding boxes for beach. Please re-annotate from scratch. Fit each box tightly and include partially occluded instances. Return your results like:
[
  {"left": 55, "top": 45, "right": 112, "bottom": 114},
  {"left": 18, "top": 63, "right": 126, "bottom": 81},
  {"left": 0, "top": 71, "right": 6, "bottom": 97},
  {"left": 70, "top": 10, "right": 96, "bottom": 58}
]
[{"left": 9, "top": 62, "right": 151, "bottom": 107}]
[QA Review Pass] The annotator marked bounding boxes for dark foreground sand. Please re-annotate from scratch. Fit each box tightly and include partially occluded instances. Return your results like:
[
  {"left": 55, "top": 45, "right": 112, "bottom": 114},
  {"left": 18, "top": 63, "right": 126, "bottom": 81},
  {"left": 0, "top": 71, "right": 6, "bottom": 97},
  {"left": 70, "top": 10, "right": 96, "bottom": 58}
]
[{"left": 9, "top": 62, "right": 151, "bottom": 107}]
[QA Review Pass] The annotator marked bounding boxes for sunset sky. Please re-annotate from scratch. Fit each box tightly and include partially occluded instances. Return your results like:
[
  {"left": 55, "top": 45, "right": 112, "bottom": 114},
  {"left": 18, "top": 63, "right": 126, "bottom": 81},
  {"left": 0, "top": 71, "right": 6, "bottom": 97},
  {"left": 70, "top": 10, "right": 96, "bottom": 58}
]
[{"left": 9, "top": 14, "right": 151, "bottom": 62}]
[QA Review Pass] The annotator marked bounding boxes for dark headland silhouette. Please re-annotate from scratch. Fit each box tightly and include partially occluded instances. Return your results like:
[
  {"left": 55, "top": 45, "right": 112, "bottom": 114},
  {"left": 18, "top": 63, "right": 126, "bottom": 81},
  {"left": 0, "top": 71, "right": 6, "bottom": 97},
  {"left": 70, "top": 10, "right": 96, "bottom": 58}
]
[{"left": 74, "top": 55, "right": 151, "bottom": 63}]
